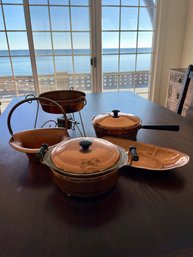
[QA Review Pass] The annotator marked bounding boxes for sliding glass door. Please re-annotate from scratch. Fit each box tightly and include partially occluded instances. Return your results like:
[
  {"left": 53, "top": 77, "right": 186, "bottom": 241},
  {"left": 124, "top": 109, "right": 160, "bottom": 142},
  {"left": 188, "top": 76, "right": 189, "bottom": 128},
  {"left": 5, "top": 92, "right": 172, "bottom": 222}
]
[
  {"left": 0, "top": 0, "right": 33, "bottom": 99},
  {"left": 101, "top": 0, "right": 156, "bottom": 96},
  {"left": 0, "top": 0, "right": 157, "bottom": 101},
  {"left": 29, "top": 0, "right": 92, "bottom": 93},
  {"left": 0, "top": 0, "right": 93, "bottom": 100}
]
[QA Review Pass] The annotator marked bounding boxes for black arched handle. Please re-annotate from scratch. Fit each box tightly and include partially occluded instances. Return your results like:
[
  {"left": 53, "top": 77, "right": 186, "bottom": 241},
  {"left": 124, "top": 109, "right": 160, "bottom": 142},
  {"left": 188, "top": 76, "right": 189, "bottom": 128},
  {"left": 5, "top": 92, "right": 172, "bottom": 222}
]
[{"left": 7, "top": 96, "right": 69, "bottom": 136}]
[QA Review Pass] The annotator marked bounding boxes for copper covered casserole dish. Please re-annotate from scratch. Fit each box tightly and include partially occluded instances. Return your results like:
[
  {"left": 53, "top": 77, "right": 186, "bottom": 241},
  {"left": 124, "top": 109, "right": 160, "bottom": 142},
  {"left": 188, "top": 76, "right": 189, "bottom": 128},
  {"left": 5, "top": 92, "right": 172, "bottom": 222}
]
[{"left": 41, "top": 137, "right": 128, "bottom": 197}]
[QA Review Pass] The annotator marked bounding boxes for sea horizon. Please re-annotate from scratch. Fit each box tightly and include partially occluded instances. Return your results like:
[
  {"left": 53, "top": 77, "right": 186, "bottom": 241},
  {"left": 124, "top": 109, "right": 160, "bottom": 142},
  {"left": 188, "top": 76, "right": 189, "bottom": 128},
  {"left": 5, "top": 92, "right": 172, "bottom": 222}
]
[
  {"left": 0, "top": 47, "right": 151, "bottom": 55},
  {"left": 0, "top": 47, "right": 152, "bottom": 76}
]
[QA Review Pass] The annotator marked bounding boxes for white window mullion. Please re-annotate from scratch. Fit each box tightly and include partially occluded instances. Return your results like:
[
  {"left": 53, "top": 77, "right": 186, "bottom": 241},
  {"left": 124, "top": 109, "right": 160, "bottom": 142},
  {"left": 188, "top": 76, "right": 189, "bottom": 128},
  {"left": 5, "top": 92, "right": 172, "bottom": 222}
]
[
  {"left": 47, "top": 0, "right": 58, "bottom": 90},
  {"left": 68, "top": 1, "right": 76, "bottom": 89},
  {"left": 90, "top": 0, "right": 102, "bottom": 93},
  {"left": 23, "top": 0, "right": 40, "bottom": 95},
  {"left": 117, "top": 0, "right": 121, "bottom": 91},
  {"left": 134, "top": 0, "right": 140, "bottom": 93},
  {"left": 1, "top": 3, "right": 18, "bottom": 95}
]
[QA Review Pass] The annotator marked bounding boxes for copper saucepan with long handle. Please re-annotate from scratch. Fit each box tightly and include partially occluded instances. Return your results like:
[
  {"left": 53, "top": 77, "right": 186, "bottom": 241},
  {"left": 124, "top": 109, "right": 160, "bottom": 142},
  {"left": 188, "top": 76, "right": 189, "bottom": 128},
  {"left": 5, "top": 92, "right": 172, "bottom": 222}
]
[{"left": 92, "top": 110, "right": 180, "bottom": 140}]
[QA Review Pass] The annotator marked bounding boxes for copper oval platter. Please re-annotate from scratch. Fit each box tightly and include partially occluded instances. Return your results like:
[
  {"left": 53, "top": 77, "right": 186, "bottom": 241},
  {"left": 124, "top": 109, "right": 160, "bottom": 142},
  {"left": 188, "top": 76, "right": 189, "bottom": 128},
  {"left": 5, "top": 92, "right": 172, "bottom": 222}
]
[{"left": 102, "top": 136, "right": 189, "bottom": 171}]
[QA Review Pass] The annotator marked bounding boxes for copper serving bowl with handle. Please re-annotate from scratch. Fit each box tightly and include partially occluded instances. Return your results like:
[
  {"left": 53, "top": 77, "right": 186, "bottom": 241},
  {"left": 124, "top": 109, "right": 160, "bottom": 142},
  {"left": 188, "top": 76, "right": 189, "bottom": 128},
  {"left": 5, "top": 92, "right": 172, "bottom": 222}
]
[
  {"left": 92, "top": 110, "right": 180, "bottom": 140},
  {"left": 41, "top": 137, "right": 128, "bottom": 197},
  {"left": 39, "top": 88, "right": 87, "bottom": 114},
  {"left": 7, "top": 96, "right": 70, "bottom": 162}
]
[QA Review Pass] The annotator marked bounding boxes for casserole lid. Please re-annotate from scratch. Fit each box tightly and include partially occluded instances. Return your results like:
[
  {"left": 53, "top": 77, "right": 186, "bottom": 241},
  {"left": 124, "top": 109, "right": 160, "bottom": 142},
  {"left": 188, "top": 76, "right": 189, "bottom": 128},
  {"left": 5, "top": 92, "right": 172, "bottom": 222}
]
[
  {"left": 92, "top": 110, "right": 141, "bottom": 129},
  {"left": 50, "top": 137, "right": 120, "bottom": 174}
]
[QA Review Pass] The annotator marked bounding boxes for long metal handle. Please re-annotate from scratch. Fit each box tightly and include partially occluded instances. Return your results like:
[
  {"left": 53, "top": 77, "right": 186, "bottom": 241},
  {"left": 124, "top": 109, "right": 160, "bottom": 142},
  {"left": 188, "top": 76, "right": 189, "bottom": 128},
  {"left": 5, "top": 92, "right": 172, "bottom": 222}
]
[
  {"left": 140, "top": 125, "right": 180, "bottom": 131},
  {"left": 7, "top": 96, "right": 69, "bottom": 136}
]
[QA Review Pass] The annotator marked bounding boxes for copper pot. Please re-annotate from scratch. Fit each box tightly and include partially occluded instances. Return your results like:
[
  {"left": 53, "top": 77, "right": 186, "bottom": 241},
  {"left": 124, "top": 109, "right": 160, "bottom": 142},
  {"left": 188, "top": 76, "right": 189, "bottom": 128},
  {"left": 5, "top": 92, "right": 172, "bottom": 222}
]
[
  {"left": 41, "top": 137, "right": 128, "bottom": 197},
  {"left": 39, "top": 89, "right": 87, "bottom": 114},
  {"left": 92, "top": 110, "right": 179, "bottom": 140}
]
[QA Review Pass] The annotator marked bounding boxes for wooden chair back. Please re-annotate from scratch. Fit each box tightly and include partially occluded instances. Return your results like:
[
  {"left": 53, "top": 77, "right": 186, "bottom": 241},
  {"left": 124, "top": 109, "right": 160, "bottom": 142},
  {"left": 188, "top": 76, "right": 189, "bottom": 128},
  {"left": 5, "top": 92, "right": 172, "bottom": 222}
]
[{"left": 176, "top": 64, "right": 193, "bottom": 114}]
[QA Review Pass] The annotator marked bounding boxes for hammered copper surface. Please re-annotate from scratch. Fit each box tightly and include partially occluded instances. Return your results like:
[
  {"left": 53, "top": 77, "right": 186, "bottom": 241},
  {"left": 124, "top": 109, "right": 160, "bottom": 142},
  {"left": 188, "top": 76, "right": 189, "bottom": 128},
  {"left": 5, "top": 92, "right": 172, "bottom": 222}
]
[{"left": 39, "top": 90, "right": 86, "bottom": 114}]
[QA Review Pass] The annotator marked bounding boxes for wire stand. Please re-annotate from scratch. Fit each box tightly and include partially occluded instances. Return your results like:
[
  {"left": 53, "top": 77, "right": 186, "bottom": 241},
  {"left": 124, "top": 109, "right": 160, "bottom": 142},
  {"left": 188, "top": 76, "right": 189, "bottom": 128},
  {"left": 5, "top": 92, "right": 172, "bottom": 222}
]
[{"left": 25, "top": 93, "right": 86, "bottom": 137}]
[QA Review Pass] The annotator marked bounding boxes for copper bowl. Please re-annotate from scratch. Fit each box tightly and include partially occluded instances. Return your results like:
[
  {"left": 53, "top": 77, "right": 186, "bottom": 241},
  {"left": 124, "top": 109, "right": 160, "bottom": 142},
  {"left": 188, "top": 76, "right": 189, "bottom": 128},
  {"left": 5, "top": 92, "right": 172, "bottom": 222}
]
[
  {"left": 42, "top": 137, "right": 128, "bottom": 197},
  {"left": 7, "top": 96, "right": 69, "bottom": 162},
  {"left": 9, "top": 128, "right": 69, "bottom": 162},
  {"left": 39, "top": 89, "right": 87, "bottom": 114}
]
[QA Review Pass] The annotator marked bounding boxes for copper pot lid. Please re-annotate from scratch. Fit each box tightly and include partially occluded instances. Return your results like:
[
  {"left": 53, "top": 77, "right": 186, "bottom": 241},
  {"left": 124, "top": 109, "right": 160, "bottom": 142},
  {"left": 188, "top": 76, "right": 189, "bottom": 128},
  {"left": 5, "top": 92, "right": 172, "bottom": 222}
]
[
  {"left": 50, "top": 137, "right": 120, "bottom": 174},
  {"left": 92, "top": 110, "right": 141, "bottom": 129}
]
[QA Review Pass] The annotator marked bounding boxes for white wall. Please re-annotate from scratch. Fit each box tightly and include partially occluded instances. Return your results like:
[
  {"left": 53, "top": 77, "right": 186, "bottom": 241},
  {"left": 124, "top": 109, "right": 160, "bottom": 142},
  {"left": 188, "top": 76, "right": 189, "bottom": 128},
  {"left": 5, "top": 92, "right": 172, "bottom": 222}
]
[
  {"left": 151, "top": 0, "right": 189, "bottom": 106},
  {"left": 181, "top": 0, "right": 193, "bottom": 66}
]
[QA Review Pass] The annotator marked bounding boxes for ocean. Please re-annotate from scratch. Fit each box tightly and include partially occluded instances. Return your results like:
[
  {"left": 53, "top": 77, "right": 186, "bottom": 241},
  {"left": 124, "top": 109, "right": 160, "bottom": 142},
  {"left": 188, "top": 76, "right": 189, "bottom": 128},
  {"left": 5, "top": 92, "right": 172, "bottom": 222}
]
[{"left": 0, "top": 48, "right": 152, "bottom": 77}]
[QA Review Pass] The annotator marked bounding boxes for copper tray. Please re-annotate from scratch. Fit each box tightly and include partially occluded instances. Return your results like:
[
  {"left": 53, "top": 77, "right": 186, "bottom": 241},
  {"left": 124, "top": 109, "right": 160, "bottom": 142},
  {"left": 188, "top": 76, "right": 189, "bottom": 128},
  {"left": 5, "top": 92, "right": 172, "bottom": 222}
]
[{"left": 102, "top": 136, "right": 189, "bottom": 171}]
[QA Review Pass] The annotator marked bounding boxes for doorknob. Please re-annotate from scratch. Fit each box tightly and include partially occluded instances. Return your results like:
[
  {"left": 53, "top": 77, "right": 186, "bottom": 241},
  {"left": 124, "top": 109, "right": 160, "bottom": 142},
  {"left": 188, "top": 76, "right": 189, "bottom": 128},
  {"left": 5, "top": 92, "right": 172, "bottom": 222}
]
[{"left": 90, "top": 57, "right": 97, "bottom": 67}]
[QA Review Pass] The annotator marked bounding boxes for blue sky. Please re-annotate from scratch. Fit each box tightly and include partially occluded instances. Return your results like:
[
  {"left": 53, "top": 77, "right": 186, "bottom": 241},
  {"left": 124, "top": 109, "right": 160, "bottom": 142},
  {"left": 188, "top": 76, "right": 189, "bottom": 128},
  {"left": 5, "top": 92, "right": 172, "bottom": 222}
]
[
  {"left": 0, "top": 1, "right": 156, "bottom": 76},
  {"left": 0, "top": 1, "right": 155, "bottom": 50}
]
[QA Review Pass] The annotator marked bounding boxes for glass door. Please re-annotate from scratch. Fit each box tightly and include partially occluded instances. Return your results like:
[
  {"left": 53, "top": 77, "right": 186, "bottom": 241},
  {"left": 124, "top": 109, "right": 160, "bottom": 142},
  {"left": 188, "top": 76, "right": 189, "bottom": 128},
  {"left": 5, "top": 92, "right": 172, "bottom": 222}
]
[
  {"left": 0, "top": 0, "right": 157, "bottom": 101},
  {"left": 0, "top": 0, "right": 93, "bottom": 100},
  {"left": 28, "top": 0, "right": 92, "bottom": 93},
  {"left": 101, "top": 0, "right": 157, "bottom": 97},
  {"left": 0, "top": 0, "right": 34, "bottom": 99}
]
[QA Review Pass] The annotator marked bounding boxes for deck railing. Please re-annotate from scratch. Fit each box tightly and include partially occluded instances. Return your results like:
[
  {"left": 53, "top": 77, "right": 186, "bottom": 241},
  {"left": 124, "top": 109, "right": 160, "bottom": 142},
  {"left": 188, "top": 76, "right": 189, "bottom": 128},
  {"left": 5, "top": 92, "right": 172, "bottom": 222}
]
[{"left": 0, "top": 70, "right": 150, "bottom": 99}]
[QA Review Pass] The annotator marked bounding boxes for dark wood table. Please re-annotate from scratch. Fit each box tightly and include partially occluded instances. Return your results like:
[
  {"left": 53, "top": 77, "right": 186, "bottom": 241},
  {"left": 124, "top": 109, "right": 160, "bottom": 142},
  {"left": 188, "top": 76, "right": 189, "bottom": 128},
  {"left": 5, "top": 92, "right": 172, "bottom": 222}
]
[{"left": 1, "top": 91, "right": 193, "bottom": 257}]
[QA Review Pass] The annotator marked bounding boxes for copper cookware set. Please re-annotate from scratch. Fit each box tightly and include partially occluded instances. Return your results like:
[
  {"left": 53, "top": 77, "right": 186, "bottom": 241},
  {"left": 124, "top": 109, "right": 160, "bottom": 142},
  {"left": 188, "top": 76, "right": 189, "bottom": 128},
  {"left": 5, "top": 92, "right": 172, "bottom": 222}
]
[{"left": 7, "top": 90, "right": 181, "bottom": 197}]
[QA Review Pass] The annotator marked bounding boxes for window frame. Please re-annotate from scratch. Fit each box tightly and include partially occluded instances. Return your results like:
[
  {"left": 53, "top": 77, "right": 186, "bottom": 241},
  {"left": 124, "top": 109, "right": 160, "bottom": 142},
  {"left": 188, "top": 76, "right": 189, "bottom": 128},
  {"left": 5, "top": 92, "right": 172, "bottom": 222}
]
[{"left": 0, "top": 0, "right": 157, "bottom": 99}]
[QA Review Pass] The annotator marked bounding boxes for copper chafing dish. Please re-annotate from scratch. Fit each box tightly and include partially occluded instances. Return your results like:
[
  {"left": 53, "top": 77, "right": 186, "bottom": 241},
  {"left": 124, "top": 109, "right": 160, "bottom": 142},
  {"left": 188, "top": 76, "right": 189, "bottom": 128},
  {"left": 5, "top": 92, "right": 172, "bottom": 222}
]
[
  {"left": 39, "top": 89, "right": 87, "bottom": 114},
  {"left": 92, "top": 110, "right": 179, "bottom": 140}
]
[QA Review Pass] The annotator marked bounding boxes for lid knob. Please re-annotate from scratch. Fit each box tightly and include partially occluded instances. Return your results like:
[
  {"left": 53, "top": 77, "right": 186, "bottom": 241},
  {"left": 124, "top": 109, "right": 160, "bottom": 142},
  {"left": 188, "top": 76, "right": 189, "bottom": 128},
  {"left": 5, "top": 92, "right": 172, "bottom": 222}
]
[
  {"left": 79, "top": 140, "right": 92, "bottom": 151},
  {"left": 112, "top": 109, "right": 120, "bottom": 118}
]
